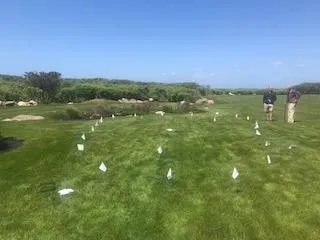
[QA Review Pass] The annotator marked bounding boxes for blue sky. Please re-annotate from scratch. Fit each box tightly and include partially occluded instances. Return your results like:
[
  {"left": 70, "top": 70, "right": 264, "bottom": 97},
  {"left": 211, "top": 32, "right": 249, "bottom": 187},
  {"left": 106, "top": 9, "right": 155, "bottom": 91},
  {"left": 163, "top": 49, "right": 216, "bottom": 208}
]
[{"left": 1, "top": 0, "right": 320, "bottom": 88}]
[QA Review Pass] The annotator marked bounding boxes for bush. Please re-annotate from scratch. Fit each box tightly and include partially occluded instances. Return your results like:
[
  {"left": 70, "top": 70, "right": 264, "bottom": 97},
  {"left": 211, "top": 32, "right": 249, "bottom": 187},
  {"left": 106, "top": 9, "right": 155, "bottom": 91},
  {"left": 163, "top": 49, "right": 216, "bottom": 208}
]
[{"left": 49, "top": 107, "right": 83, "bottom": 120}]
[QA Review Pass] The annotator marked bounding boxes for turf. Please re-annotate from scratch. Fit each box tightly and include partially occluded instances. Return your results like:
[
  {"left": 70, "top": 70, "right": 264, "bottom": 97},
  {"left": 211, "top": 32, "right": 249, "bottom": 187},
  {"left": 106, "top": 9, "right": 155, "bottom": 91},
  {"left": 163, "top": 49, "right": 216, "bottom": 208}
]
[{"left": 1, "top": 95, "right": 320, "bottom": 240}]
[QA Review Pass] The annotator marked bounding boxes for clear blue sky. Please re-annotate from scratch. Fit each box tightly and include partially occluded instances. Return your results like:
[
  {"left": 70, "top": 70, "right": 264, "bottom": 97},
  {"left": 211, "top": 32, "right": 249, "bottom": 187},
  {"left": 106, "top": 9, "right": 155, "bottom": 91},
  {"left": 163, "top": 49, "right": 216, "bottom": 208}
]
[{"left": 1, "top": 0, "right": 320, "bottom": 88}]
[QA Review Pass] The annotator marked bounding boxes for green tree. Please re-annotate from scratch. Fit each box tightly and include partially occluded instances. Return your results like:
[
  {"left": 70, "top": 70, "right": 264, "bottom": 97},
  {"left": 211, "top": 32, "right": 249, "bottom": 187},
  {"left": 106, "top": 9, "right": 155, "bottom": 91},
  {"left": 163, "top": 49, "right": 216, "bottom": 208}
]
[{"left": 24, "top": 71, "right": 62, "bottom": 102}]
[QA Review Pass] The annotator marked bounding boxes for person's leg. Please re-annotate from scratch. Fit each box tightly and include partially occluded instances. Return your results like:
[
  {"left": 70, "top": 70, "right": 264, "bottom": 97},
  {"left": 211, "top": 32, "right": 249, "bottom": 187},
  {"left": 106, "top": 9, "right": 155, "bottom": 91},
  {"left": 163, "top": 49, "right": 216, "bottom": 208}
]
[
  {"left": 268, "top": 104, "right": 274, "bottom": 121},
  {"left": 287, "top": 103, "right": 295, "bottom": 123},
  {"left": 264, "top": 104, "right": 269, "bottom": 120}
]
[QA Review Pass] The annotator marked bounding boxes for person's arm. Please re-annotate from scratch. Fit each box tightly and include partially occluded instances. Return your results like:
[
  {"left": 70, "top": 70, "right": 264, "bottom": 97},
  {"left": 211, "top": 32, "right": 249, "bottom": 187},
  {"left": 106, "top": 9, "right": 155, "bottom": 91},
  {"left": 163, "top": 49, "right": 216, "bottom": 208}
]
[{"left": 263, "top": 93, "right": 267, "bottom": 103}]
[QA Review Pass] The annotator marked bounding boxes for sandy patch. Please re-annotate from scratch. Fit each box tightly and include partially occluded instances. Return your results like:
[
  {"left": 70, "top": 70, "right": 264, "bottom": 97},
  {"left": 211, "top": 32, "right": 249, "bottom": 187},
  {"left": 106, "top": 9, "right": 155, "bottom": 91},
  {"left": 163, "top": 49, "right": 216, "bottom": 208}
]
[{"left": 2, "top": 115, "right": 45, "bottom": 122}]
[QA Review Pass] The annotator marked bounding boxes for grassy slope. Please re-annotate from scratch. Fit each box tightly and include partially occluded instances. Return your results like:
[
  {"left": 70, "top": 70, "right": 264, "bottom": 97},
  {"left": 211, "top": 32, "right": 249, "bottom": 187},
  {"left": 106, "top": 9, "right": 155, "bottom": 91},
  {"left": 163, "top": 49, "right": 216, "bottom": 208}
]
[{"left": 1, "top": 95, "right": 320, "bottom": 240}]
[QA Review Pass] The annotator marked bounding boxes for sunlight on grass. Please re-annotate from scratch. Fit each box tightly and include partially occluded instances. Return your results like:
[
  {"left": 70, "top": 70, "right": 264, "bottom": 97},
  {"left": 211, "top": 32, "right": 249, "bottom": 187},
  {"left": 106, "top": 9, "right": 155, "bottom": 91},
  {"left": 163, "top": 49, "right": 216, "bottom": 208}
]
[{"left": 1, "top": 95, "right": 320, "bottom": 239}]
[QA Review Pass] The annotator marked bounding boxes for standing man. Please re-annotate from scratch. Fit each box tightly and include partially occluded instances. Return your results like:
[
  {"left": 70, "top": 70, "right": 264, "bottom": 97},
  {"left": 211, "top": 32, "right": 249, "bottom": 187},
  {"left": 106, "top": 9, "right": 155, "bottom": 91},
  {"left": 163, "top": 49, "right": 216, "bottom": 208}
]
[
  {"left": 286, "top": 87, "right": 301, "bottom": 123},
  {"left": 263, "top": 88, "right": 277, "bottom": 121}
]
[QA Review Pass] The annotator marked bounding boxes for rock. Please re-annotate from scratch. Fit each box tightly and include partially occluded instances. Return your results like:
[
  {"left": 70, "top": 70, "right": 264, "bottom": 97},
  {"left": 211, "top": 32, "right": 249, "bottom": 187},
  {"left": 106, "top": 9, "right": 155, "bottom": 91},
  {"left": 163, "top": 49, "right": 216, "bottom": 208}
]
[
  {"left": 67, "top": 102, "right": 74, "bottom": 105},
  {"left": 29, "top": 100, "right": 38, "bottom": 106},
  {"left": 207, "top": 99, "right": 214, "bottom": 104},
  {"left": 148, "top": 98, "right": 154, "bottom": 102},
  {"left": 17, "top": 101, "right": 30, "bottom": 107}
]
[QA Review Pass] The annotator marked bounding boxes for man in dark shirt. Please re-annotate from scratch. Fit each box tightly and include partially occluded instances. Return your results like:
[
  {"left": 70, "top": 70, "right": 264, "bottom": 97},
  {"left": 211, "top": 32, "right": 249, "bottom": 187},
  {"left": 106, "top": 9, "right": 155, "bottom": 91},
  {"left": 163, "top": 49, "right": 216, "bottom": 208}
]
[
  {"left": 286, "top": 87, "right": 301, "bottom": 123},
  {"left": 263, "top": 88, "right": 277, "bottom": 121}
]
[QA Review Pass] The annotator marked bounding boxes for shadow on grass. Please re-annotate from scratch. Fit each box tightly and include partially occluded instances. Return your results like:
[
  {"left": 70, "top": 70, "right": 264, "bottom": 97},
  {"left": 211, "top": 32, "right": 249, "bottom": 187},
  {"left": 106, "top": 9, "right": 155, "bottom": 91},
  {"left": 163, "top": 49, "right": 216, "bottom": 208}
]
[{"left": 0, "top": 137, "right": 24, "bottom": 152}]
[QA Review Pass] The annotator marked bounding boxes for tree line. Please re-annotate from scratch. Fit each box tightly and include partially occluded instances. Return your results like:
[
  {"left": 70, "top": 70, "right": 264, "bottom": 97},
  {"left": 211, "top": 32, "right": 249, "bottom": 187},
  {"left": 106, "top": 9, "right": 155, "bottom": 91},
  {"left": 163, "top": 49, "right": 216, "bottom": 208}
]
[{"left": 0, "top": 72, "right": 319, "bottom": 104}]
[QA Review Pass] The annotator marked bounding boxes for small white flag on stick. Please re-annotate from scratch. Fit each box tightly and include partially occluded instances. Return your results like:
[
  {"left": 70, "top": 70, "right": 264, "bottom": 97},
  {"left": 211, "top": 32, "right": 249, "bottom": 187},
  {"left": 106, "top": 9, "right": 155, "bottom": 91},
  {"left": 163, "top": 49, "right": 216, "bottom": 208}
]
[
  {"left": 167, "top": 168, "right": 172, "bottom": 180},
  {"left": 77, "top": 144, "right": 84, "bottom": 151},
  {"left": 288, "top": 144, "right": 297, "bottom": 149},
  {"left": 232, "top": 168, "right": 239, "bottom": 180},
  {"left": 58, "top": 188, "right": 74, "bottom": 196},
  {"left": 265, "top": 141, "right": 270, "bottom": 147},
  {"left": 91, "top": 126, "right": 95, "bottom": 132},
  {"left": 267, "top": 155, "right": 271, "bottom": 164},
  {"left": 166, "top": 128, "right": 174, "bottom": 132},
  {"left": 215, "top": 112, "right": 219, "bottom": 115},
  {"left": 247, "top": 116, "right": 250, "bottom": 121},
  {"left": 213, "top": 117, "right": 217, "bottom": 122},
  {"left": 134, "top": 113, "right": 137, "bottom": 117},
  {"left": 81, "top": 133, "right": 86, "bottom": 140},
  {"left": 254, "top": 121, "right": 259, "bottom": 129},
  {"left": 235, "top": 114, "right": 238, "bottom": 118},
  {"left": 95, "top": 121, "right": 99, "bottom": 127},
  {"left": 157, "top": 146, "right": 163, "bottom": 154},
  {"left": 112, "top": 114, "right": 115, "bottom": 119},
  {"left": 99, "top": 117, "right": 103, "bottom": 123},
  {"left": 256, "top": 129, "right": 261, "bottom": 136},
  {"left": 99, "top": 162, "right": 107, "bottom": 172}
]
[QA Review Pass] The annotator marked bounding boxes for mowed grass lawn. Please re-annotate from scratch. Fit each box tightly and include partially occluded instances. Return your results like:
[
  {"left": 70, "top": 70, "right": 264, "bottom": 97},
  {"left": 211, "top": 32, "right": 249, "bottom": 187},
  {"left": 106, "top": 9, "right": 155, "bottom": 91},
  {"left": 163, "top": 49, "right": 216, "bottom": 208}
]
[{"left": 1, "top": 95, "right": 320, "bottom": 240}]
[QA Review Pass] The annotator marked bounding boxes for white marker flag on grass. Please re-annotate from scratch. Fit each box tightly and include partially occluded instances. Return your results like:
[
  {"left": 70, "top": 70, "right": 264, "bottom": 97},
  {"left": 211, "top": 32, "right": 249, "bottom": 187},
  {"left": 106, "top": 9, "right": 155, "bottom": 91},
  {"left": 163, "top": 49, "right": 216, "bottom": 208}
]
[
  {"left": 213, "top": 117, "right": 217, "bottom": 122},
  {"left": 256, "top": 129, "right": 261, "bottom": 136},
  {"left": 77, "top": 144, "right": 84, "bottom": 151},
  {"left": 99, "top": 162, "right": 107, "bottom": 172},
  {"left": 112, "top": 114, "right": 115, "bottom": 119},
  {"left": 157, "top": 146, "right": 163, "bottom": 154},
  {"left": 265, "top": 141, "right": 270, "bottom": 147},
  {"left": 247, "top": 116, "right": 250, "bottom": 121},
  {"left": 166, "top": 128, "right": 174, "bottom": 132},
  {"left": 91, "top": 126, "right": 95, "bottom": 132},
  {"left": 215, "top": 112, "right": 219, "bottom": 115},
  {"left": 95, "top": 121, "right": 99, "bottom": 127},
  {"left": 235, "top": 114, "right": 238, "bottom": 118},
  {"left": 81, "top": 133, "right": 86, "bottom": 140},
  {"left": 267, "top": 155, "right": 271, "bottom": 164},
  {"left": 190, "top": 112, "right": 194, "bottom": 116},
  {"left": 99, "top": 117, "right": 103, "bottom": 123},
  {"left": 167, "top": 168, "right": 172, "bottom": 180},
  {"left": 232, "top": 168, "right": 239, "bottom": 180},
  {"left": 288, "top": 144, "right": 297, "bottom": 149},
  {"left": 134, "top": 113, "right": 137, "bottom": 117},
  {"left": 58, "top": 188, "right": 74, "bottom": 196},
  {"left": 254, "top": 121, "right": 259, "bottom": 129}
]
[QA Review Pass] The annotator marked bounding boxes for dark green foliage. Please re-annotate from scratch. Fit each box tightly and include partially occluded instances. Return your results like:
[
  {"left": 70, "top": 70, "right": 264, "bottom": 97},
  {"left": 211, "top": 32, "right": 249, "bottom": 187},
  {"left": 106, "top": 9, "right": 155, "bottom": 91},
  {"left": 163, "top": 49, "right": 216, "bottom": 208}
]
[{"left": 24, "top": 71, "right": 62, "bottom": 102}]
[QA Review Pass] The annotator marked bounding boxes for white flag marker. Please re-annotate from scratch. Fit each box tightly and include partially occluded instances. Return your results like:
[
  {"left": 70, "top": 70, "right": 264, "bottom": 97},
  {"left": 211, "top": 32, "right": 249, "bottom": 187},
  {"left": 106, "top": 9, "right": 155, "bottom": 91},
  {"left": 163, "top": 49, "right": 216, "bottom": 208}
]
[
  {"left": 99, "top": 162, "right": 107, "bottom": 172},
  {"left": 254, "top": 121, "right": 259, "bottom": 129},
  {"left": 112, "top": 114, "right": 115, "bottom": 119},
  {"left": 256, "top": 129, "right": 261, "bottom": 136},
  {"left": 235, "top": 114, "right": 238, "bottom": 118},
  {"left": 232, "top": 168, "right": 239, "bottom": 180},
  {"left": 95, "top": 121, "right": 99, "bottom": 127},
  {"left": 267, "top": 155, "right": 271, "bottom": 164},
  {"left": 190, "top": 112, "right": 194, "bottom": 116},
  {"left": 77, "top": 144, "right": 84, "bottom": 151},
  {"left": 166, "top": 128, "right": 174, "bottom": 132},
  {"left": 265, "top": 141, "right": 270, "bottom": 147},
  {"left": 213, "top": 117, "right": 217, "bottom": 122},
  {"left": 91, "top": 126, "right": 95, "bottom": 132},
  {"left": 167, "top": 168, "right": 172, "bottom": 180},
  {"left": 99, "top": 117, "right": 103, "bottom": 123},
  {"left": 58, "top": 188, "right": 74, "bottom": 196},
  {"left": 157, "top": 146, "right": 163, "bottom": 154},
  {"left": 81, "top": 133, "right": 86, "bottom": 140},
  {"left": 247, "top": 116, "right": 250, "bottom": 121},
  {"left": 134, "top": 113, "right": 137, "bottom": 117},
  {"left": 215, "top": 112, "right": 219, "bottom": 115}
]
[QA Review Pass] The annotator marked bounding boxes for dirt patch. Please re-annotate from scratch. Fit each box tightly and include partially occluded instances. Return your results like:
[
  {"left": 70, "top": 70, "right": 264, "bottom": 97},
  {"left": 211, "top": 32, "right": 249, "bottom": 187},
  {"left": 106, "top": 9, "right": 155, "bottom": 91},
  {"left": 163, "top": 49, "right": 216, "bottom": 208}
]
[
  {"left": 0, "top": 137, "right": 24, "bottom": 152},
  {"left": 2, "top": 115, "right": 45, "bottom": 122}
]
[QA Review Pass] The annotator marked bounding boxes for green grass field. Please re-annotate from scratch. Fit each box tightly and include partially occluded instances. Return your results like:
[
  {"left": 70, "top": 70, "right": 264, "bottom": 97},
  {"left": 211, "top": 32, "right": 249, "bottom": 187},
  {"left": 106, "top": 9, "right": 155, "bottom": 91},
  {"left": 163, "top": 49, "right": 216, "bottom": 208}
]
[{"left": 1, "top": 95, "right": 320, "bottom": 240}]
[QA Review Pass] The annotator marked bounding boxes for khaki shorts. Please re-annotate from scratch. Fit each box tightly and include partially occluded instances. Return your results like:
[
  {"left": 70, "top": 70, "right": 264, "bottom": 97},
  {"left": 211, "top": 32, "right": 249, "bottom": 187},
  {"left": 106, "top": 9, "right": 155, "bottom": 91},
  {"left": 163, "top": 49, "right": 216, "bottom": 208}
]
[{"left": 264, "top": 103, "right": 274, "bottom": 112}]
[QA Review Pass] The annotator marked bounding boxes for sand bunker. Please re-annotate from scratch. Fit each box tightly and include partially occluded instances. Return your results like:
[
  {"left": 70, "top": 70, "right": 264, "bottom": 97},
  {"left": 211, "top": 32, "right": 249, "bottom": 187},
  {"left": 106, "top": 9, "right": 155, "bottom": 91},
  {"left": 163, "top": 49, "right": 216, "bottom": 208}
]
[{"left": 2, "top": 115, "right": 45, "bottom": 122}]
